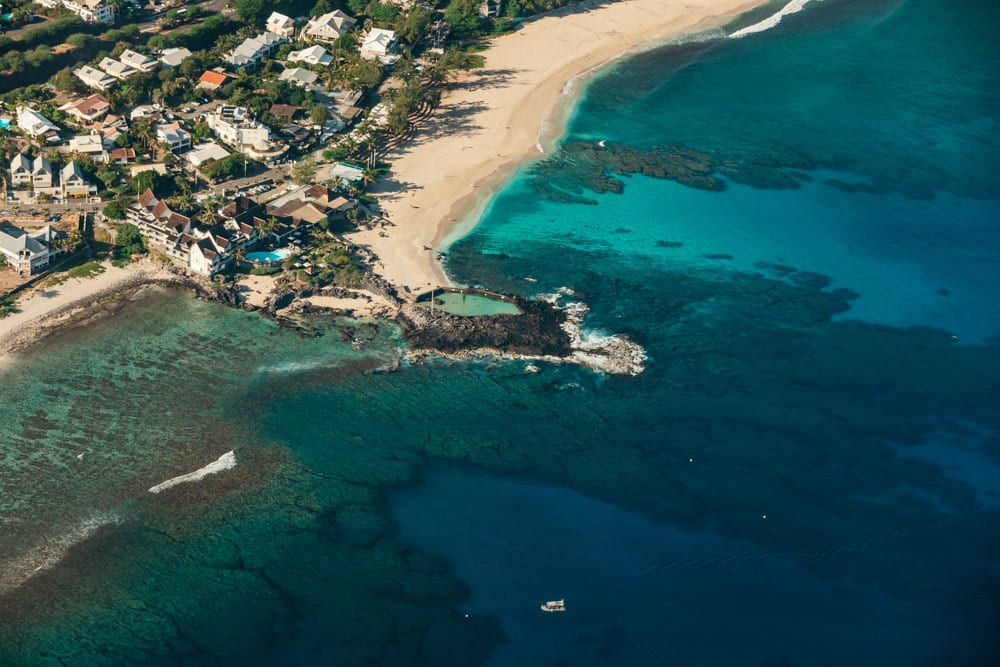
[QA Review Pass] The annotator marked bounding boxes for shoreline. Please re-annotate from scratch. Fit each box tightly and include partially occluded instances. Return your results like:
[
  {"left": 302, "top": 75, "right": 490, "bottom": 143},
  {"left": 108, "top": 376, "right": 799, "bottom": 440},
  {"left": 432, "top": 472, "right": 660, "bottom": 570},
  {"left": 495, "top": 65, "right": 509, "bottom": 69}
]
[{"left": 348, "top": 0, "right": 770, "bottom": 296}]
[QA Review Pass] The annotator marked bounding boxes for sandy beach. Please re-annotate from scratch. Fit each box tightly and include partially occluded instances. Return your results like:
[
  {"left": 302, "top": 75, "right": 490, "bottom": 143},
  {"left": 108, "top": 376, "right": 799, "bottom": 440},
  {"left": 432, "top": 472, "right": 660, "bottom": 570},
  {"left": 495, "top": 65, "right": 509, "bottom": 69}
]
[
  {"left": 0, "top": 259, "right": 178, "bottom": 360},
  {"left": 349, "top": 0, "right": 768, "bottom": 296}
]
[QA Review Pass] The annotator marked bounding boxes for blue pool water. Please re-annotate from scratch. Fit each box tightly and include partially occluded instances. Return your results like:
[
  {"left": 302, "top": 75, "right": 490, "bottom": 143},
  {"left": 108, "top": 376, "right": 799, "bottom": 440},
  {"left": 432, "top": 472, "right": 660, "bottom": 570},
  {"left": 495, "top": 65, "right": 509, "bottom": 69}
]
[{"left": 246, "top": 248, "right": 292, "bottom": 263}]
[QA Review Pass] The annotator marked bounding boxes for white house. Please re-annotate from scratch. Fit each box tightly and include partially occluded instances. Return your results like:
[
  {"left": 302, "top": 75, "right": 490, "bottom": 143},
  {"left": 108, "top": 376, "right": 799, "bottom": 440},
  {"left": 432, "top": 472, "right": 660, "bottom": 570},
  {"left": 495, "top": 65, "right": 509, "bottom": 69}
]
[
  {"left": 31, "top": 155, "right": 54, "bottom": 189},
  {"left": 99, "top": 57, "right": 138, "bottom": 81},
  {"left": 156, "top": 122, "right": 192, "bottom": 152},
  {"left": 61, "top": 161, "right": 97, "bottom": 198},
  {"left": 286, "top": 45, "right": 334, "bottom": 67},
  {"left": 360, "top": 28, "right": 400, "bottom": 63},
  {"left": 265, "top": 11, "right": 295, "bottom": 38},
  {"left": 16, "top": 106, "right": 60, "bottom": 141},
  {"left": 278, "top": 67, "right": 318, "bottom": 87},
  {"left": 0, "top": 224, "right": 60, "bottom": 275},
  {"left": 160, "top": 47, "right": 193, "bottom": 69},
  {"left": 205, "top": 106, "right": 284, "bottom": 162},
  {"left": 74, "top": 65, "right": 116, "bottom": 91},
  {"left": 301, "top": 10, "right": 356, "bottom": 43},
  {"left": 226, "top": 33, "right": 286, "bottom": 71},
  {"left": 37, "top": 0, "right": 114, "bottom": 23},
  {"left": 119, "top": 50, "right": 159, "bottom": 73},
  {"left": 68, "top": 133, "right": 108, "bottom": 162},
  {"left": 9, "top": 154, "right": 32, "bottom": 188},
  {"left": 185, "top": 141, "right": 231, "bottom": 168}
]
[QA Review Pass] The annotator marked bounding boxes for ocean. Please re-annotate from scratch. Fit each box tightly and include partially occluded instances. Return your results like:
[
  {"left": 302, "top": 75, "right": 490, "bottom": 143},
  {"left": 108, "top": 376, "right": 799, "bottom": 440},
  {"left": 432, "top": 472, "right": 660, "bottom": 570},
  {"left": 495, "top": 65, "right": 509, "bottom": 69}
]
[{"left": 2, "top": 0, "right": 999, "bottom": 665}]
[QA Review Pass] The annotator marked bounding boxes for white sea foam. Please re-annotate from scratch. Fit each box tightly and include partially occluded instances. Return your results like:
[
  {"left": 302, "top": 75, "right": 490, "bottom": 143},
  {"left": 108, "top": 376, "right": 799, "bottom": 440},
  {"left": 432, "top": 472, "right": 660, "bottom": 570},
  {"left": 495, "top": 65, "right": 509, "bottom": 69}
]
[
  {"left": 0, "top": 513, "right": 121, "bottom": 595},
  {"left": 257, "top": 358, "right": 332, "bottom": 375},
  {"left": 148, "top": 451, "right": 236, "bottom": 494},
  {"left": 729, "top": 0, "right": 822, "bottom": 38}
]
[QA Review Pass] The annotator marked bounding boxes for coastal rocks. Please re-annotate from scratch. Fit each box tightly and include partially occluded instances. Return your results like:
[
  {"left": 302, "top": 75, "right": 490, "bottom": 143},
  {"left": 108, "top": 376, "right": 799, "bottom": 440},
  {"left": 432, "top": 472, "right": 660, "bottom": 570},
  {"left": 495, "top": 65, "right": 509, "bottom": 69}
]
[
  {"left": 528, "top": 141, "right": 725, "bottom": 203},
  {"left": 400, "top": 298, "right": 572, "bottom": 358},
  {"left": 398, "top": 295, "right": 647, "bottom": 376}
]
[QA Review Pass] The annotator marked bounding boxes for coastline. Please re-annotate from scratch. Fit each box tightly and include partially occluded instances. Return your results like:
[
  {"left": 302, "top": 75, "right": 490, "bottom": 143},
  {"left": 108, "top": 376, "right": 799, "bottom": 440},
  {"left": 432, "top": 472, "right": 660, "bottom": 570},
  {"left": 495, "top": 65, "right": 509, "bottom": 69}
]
[{"left": 348, "top": 0, "right": 769, "bottom": 296}]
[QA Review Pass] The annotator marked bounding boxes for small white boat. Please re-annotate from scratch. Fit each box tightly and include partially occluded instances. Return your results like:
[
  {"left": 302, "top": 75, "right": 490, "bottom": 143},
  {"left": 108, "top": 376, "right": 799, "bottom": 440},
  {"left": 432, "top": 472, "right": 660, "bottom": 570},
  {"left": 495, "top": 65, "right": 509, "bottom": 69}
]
[{"left": 540, "top": 599, "right": 566, "bottom": 612}]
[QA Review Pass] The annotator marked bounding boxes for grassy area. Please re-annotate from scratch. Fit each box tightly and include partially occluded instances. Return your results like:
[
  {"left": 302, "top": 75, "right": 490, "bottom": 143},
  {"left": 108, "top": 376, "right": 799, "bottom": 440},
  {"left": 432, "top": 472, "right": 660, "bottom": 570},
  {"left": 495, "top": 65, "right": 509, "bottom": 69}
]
[
  {"left": 0, "top": 295, "right": 18, "bottom": 319},
  {"left": 66, "top": 261, "right": 106, "bottom": 279}
]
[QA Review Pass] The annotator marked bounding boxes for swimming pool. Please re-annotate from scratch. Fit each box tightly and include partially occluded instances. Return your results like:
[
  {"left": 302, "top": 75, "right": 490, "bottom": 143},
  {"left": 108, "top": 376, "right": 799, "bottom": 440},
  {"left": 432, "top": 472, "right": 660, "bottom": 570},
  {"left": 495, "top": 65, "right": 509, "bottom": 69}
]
[
  {"left": 246, "top": 248, "right": 292, "bottom": 264},
  {"left": 424, "top": 291, "right": 522, "bottom": 316}
]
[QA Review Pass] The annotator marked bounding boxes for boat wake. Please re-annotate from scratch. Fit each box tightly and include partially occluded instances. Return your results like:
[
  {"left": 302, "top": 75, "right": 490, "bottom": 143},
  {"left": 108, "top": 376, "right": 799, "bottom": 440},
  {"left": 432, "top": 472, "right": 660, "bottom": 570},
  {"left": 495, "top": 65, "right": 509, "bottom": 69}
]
[
  {"left": 148, "top": 451, "right": 236, "bottom": 494},
  {"left": 729, "top": 0, "right": 823, "bottom": 38}
]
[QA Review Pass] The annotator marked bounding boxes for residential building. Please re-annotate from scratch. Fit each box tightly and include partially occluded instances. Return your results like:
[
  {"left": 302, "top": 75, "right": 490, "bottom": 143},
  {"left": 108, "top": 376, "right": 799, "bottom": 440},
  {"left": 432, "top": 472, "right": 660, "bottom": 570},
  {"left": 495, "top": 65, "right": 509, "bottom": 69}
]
[
  {"left": 60, "top": 94, "right": 110, "bottom": 124},
  {"left": 0, "top": 224, "right": 60, "bottom": 275},
  {"left": 278, "top": 67, "right": 318, "bottom": 87},
  {"left": 360, "top": 28, "right": 400, "bottom": 63},
  {"left": 265, "top": 11, "right": 295, "bottom": 38},
  {"left": 9, "top": 153, "right": 32, "bottom": 188},
  {"left": 108, "top": 148, "right": 137, "bottom": 165},
  {"left": 97, "top": 115, "right": 128, "bottom": 148},
  {"left": 269, "top": 104, "right": 303, "bottom": 121},
  {"left": 16, "top": 106, "right": 60, "bottom": 141},
  {"left": 301, "top": 10, "right": 356, "bottom": 43},
  {"left": 37, "top": 0, "right": 114, "bottom": 23},
  {"left": 119, "top": 50, "right": 159, "bottom": 73},
  {"left": 68, "top": 133, "right": 108, "bottom": 162},
  {"left": 226, "top": 33, "right": 286, "bottom": 71},
  {"left": 160, "top": 47, "right": 193, "bottom": 69},
  {"left": 479, "top": 0, "right": 502, "bottom": 18},
  {"left": 156, "top": 121, "right": 192, "bottom": 152},
  {"left": 61, "top": 161, "right": 96, "bottom": 198},
  {"left": 30, "top": 155, "right": 53, "bottom": 189},
  {"left": 130, "top": 104, "right": 163, "bottom": 121},
  {"left": 197, "top": 70, "right": 230, "bottom": 91},
  {"left": 127, "top": 189, "right": 194, "bottom": 258},
  {"left": 205, "top": 106, "right": 285, "bottom": 162},
  {"left": 286, "top": 45, "right": 333, "bottom": 67},
  {"left": 185, "top": 141, "right": 230, "bottom": 168},
  {"left": 74, "top": 65, "right": 116, "bottom": 91},
  {"left": 99, "top": 57, "right": 138, "bottom": 81}
]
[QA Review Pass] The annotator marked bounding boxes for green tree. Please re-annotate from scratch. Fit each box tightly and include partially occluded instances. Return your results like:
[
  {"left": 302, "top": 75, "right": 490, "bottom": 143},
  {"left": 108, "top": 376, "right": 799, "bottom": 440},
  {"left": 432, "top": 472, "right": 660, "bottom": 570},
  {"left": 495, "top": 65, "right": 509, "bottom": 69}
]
[
  {"left": 232, "top": 0, "right": 266, "bottom": 24},
  {"left": 291, "top": 156, "right": 318, "bottom": 185},
  {"left": 444, "top": 0, "right": 486, "bottom": 39},
  {"left": 309, "top": 104, "right": 328, "bottom": 125},
  {"left": 114, "top": 223, "right": 147, "bottom": 258},
  {"left": 102, "top": 198, "right": 129, "bottom": 220},
  {"left": 395, "top": 5, "right": 431, "bottom": 44}
]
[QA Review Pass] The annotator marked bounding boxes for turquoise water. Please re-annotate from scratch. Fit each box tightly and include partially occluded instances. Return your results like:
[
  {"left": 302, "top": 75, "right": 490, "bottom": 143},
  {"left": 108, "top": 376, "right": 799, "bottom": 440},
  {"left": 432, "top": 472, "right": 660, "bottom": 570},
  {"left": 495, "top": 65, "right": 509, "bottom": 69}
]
[
  {"left": 1, "top": 0, "right": 999, "bottom": 665},
  {"left": 246, "top": 248, "right": 292, "bottom": 263},
  {"left": 425, "top": 292, "right": 522, "bottom": 316}
]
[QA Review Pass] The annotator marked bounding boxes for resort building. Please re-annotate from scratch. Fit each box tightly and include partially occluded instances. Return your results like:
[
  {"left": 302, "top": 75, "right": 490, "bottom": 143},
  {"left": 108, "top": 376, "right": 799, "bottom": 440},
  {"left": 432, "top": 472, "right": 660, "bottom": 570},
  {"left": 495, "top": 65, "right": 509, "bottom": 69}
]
[
  {"left": 156, "top": 121, "right": 192, "bottom": 152},
  {"left": 60, "top": 162, "right": 97, "bottom": 198},
  {"left": 205, "top": 106, "right": 285, "bottom": 162},
  {"left": 74, "top": 65, "right": 116, "bottom": 91},
  {"left": 60, "top": 94, "right": 110, "bottom": 124},
  {"left": 36, "top": 0, "right": 114, "bottom": 23},
  {"left": 359, "top": 28, "right": 400, "bottom": 63},
  {"left": 286, "top": 45, "right": 333, "bottom": 67},
  {"left": 226, "top": 33, "right": 287, "bottom": 71},
  {"left": 128, "top": 189, "right": 195, "bottom": 263},
  {"left": 160, "top": 47, "right": 193, "bottom": 69},
  {"left": 265, "top": 11, "right": 296, "bottom": 38},
  {"left": 15, "top": 106, "right": 61, "bottom": 142},
  {"left": 278, "top": 67, "right": 319, "bottom": 87},
  {"left": 301, "top": 10, "right": 356, "bottom": 43},
  {"left": 118, "top": 50, "right": 159, "bottom": 73},
  {"left": 0, "top": 224, "right": 61, "bottom": 275},
  {"left": 99, "top": 57, "right": 138, "bottom": 81}
]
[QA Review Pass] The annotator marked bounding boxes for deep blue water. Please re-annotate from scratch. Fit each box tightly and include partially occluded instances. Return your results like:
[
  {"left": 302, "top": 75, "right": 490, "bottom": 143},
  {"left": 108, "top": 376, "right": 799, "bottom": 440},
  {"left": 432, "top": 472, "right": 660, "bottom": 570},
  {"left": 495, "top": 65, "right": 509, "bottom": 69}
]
[{"left": 1, "top": 0, "right": 999, "bottom": 665}]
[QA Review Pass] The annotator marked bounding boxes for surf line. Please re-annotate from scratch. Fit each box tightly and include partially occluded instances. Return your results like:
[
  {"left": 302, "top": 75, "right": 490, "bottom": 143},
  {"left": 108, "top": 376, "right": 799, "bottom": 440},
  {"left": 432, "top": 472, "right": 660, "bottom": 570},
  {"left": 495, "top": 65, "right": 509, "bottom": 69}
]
[
  {"left": 729, "top": 0, "right": 823, "bottom": 39},
  {"left": 148, "top": 451, "right": 236, "bottom": 494}
]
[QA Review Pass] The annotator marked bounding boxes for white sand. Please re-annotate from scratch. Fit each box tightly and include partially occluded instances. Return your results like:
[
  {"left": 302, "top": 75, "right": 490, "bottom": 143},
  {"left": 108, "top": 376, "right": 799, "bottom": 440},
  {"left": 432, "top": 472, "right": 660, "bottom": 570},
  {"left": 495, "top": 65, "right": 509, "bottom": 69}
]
[
  {"left": 0, "top": 258, "right": 177, "bottom": 359},
  {"left": 303, "top": 290, "right": 399, "bottom": 317},
  {"left": 348, "top": 0, "right": 767, "bottom": 297}
]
